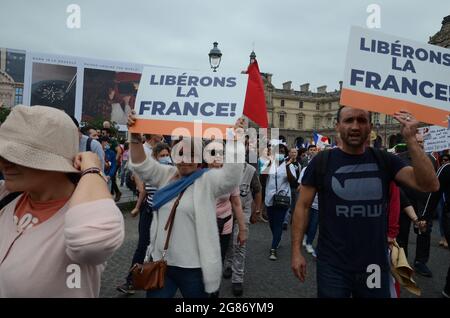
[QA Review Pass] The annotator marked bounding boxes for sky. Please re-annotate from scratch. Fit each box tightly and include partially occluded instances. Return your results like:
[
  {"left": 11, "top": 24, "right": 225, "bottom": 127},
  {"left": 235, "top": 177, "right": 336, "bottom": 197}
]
[{"left": 0, "top": 0, "right": 448, "bottom": 91}]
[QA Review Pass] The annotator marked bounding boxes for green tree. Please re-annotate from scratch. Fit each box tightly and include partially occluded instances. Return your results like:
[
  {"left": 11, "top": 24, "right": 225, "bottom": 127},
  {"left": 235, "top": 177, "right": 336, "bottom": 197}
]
[{"left": 0, "top": 108, "right": 11, "bottom": 123}]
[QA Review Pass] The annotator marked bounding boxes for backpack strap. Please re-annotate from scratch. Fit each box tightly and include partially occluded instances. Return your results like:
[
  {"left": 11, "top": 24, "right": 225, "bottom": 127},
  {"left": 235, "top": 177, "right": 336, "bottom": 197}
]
[
  {"left": 0, "top": 192, "right": 22, "bottom": 210},
  {"left": 368, "top": 147, "right": 389, "bottom": 174},
  {"left": 314, "top": 149, "right": 331, "bottom": 193},
  {"left": 86, "top": 137, "right": 93, "bottom": 152}
]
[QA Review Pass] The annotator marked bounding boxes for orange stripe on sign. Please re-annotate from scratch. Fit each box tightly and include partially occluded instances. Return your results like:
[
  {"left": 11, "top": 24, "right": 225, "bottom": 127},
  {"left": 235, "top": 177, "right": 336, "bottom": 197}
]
[
  {"left": 128, "top": 119, "right": 233, "bottom": 139},
  {"left": 340, "top": 88, "right": 449, "bottom": 127}
]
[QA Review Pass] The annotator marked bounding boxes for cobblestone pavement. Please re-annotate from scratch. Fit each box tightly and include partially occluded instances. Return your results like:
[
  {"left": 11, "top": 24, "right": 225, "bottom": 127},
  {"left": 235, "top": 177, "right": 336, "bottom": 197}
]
[{"left": 100, "top": 201, "right": 449, "bottom": 298}]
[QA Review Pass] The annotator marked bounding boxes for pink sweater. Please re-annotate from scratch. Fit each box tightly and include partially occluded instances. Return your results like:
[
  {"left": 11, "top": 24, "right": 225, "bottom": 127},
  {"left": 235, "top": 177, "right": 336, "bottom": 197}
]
[{"left": 0, "top": 185, "right": 124, "bottom": 297}]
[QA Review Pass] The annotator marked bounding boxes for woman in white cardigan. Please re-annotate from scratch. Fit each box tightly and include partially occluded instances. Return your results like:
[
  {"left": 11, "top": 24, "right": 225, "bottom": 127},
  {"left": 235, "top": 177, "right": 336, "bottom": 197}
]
[{"left": 127, "top": 113, "right": 244, "bottom": 298}]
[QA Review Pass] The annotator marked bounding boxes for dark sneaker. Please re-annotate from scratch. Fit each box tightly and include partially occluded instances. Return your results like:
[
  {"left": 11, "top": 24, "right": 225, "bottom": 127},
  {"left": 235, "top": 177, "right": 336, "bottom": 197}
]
[
  {"left": 114, "top": 191, "right": 122, "bottom": 202},
  {"left": 223, "top": 267, "right": 232, "bottom": 279},
  {"left": 414, "top": 261, "right": 432, "bottom": 277},
  {"left": 269, "top": 249, "right": 277, "bottom": 261},
  {"left": 232, "top": 283, "right": 243, "bottom": 297},
  {"left": 116, "top": 283, "right": 135, "bottom": 295}
]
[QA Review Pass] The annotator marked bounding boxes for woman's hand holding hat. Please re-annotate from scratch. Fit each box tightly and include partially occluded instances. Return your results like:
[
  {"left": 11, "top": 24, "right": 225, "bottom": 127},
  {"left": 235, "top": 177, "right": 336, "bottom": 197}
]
[{"left": 74, "top": 152, "right": 102, "bottom": 172}]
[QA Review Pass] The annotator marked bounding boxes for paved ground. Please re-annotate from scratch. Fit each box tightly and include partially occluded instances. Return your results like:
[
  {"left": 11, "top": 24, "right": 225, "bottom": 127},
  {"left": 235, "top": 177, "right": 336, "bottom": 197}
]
[{"left": 100, "top": 195, "right": 450, "bottom": 298}]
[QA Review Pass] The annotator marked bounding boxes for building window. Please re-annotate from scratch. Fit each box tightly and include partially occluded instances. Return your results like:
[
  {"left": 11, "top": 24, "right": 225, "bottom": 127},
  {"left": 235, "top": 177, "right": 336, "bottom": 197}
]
[
  {"left": 297, "top": 115, "right": 304, "bottom": 130},
  {"left": 373, "top": 112, "right": 380, "bottom": 124},
  {"left": 316, "top": 103, "right": 320, "bottom": 110},
  {"left": 327, "top": 116, "right": 332, "bottom": 127},
  {"left": 279, "top": 113, "right": 285, "bottom": 128},
  {"left": 313, "top": 117, "right": 320, "bottom": 130},
  {"left": 328, "top": 103, "right": 332, "bottom": 110},
  {"left": 299, "top": 101, "right": 303, "bottom": 108},
  {"left": 281, "top": 99, "right": 285, "bottom": 107},
  {"left": 14, "top": 87, "right": 23, "bottom": 105},
  {"left": 386, "top": 115, "right": 393, "bottom": 124}
]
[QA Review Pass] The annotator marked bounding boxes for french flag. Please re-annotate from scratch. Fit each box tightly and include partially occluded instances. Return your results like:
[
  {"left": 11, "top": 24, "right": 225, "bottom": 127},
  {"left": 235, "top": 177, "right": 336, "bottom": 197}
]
[{"left": 313, "top": 132, "right": 329, "bottom": 148}]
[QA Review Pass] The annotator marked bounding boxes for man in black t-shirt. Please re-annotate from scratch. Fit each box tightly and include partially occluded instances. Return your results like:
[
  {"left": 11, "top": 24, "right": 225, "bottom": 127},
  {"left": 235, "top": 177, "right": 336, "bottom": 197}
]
[{"left": 291, "top": 106, "right": 439, "bottom": 298}]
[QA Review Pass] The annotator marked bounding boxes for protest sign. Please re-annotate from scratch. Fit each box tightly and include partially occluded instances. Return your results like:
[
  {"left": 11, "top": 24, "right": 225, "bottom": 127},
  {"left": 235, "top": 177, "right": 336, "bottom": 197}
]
[
  {"left": 417, "top": 125, "right": 450, "bottom": 152},
  {"left": 341, "top": 26, "right": 450, "bottom": 127},
  {"left": 130, "top": 66, "right": 247, "bottom": 138}
]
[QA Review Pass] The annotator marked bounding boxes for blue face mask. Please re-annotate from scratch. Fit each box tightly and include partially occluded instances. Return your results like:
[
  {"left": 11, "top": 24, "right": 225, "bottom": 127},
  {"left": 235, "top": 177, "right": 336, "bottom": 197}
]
[
  {"left": 158, "top": 156, "right": 172, "bottom": 165},
  {"left": 277, "top": 154, "right": 285, "bottom": 161},
  {"left": 105, "top": 144, "right": 110, "bottom": 150}
]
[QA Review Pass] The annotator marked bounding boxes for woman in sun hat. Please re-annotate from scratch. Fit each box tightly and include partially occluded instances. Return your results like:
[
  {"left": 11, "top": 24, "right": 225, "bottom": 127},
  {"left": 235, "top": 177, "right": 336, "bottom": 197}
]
[{"left": 0, "top": 105, "right": 124, "bottom": 297}]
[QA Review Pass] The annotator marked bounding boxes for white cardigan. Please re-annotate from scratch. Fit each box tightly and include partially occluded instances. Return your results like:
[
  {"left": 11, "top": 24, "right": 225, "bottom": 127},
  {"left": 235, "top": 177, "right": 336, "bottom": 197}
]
[{"left": 128, "top": 142, "right": 244, "bottom": 293}]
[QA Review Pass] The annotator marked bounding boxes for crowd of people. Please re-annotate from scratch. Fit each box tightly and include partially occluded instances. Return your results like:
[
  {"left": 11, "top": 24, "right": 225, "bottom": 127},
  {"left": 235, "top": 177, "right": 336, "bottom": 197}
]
[{"left": 0, "top": 104, "right": 449, "bottom": 298}]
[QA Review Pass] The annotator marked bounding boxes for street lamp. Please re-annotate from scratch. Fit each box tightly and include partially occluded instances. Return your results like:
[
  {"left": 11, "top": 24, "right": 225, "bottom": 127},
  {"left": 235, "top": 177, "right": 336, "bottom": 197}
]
[{"left": 208, "top": 42, "right": 222, "bottom": 72}]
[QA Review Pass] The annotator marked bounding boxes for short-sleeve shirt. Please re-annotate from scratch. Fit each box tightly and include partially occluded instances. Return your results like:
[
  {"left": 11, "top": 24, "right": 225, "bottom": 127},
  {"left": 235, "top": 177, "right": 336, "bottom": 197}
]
[
  {"left": 216, "top": 187, "right": 240, "bottom": 234},
  {"left": 302, "top": 148, "right": 406, "bottom": 272}
]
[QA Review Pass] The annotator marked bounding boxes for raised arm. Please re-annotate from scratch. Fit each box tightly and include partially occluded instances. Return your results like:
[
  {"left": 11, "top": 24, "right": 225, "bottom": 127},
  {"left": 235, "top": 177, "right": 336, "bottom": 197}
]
[
  {"left": 393, "top": 111, "right": 439, "bottom": 192},
  {"left": 126, "top": 112, "right": 176, "bottom": 187},
  {"left": 66, "top": 151, "right": 124, "bottom": 264}
]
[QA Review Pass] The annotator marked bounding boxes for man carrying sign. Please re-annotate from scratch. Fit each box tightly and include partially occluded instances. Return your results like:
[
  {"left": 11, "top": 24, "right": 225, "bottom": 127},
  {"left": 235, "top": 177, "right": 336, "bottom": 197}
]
[{"left": 291, "top": 106, "right": 439, "bottom": 298}]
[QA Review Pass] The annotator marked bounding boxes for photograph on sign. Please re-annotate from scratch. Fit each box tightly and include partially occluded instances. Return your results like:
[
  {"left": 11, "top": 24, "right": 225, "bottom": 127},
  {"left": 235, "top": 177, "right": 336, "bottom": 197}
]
[
  {"left": 341, "top": 26, "right": 450, "bottom": 127},
  {"left": 130, "top": 66, "right": 248, "bottom": 138},
  {"left": 81, "top": 68, "right": 141, "bottom": 129},
  {"left": 30, "top": 62, "right": 77, "bottom": 116}
]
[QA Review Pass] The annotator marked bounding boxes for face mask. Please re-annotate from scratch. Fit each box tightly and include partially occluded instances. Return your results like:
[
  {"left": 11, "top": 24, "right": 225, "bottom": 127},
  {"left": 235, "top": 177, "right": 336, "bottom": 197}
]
[
  {"left": 277, "top": 154, "right": 285, "bottom": 161},
  {"left": 158, "top": 156, "right": 172, "bottom": 165},
  {"left": 105, "top": 144, "right": 110, "bottom": 150}
]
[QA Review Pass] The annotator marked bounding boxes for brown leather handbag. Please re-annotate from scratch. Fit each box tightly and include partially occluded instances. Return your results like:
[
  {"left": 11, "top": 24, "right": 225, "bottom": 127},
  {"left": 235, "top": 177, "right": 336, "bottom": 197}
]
[{"left": 130, "top": 190, "right": 185, "bottom": 290}]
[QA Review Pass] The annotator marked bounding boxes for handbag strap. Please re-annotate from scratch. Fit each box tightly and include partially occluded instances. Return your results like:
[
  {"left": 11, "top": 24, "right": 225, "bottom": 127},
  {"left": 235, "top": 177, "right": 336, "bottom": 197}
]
[
  {"left": 275, "top": 163, "right": 278, "bottom": 193},
  {"left": 162, "top": 189, "right": 185, "bottom": 256}
]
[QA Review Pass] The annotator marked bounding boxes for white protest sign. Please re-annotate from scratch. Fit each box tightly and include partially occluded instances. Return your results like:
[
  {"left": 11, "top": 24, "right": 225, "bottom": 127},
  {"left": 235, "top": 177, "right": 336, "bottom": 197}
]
[
  {"left": 418, "top": 125, "right": 450, "bottom": 153},
  {"left": 341, "top": 26, "right": 450, "bottom": 127},
  {"left": 131, "top": 66, "right": 247, "bottom": 138}
]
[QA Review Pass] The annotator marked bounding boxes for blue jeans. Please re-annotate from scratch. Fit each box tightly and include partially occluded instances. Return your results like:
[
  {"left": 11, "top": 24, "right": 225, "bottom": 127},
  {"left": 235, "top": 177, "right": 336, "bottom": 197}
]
[
  {"left": 317, "top": 260, "right": 390, "bottom": 298},
  {"left": 127, "top": 201, "right": 153, "bottom": 284},
  {"left": 267, "top": 205, "right": 288, "bottom": 249},
  {"left": 146, "top": 266, "right": 208, "bottom": 298},
  {"left": 306, "top": 208, "right": 319, "bottom": 245}
]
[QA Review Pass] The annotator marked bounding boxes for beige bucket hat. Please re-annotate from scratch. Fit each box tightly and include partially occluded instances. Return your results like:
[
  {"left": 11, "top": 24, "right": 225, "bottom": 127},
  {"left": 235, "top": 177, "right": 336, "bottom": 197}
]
[{"left": 0, "top": 105, "right": 79, "bottom": 173}]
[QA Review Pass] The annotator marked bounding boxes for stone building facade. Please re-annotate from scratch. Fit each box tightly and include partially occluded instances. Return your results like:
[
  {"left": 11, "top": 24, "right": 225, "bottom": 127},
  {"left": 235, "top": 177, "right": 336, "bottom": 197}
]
[
  {"left": 0, "top": 48, "right": 25, "bottom": 108},
  {"left": 261, "top": 74, "right": 399, "bottom": 149}
]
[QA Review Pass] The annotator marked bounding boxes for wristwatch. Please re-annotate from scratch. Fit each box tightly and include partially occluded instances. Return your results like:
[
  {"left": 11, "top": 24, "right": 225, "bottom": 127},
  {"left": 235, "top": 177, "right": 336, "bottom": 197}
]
[{"left": 81, "top": 167, "right": 107, "bottom": 181}]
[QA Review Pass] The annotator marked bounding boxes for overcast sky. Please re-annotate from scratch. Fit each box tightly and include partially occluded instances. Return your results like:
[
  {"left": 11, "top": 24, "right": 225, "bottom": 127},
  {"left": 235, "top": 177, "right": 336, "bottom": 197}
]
[{"left": 0, "top": 0, "right": 448, "bottom": 91}]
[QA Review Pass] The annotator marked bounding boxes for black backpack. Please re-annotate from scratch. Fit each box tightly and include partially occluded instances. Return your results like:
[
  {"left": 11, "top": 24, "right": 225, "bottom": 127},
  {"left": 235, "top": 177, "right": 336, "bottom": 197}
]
[
  {"left": 125, "top": 170, "right": 137, "bottom": 194},
  {"left": 86, "top": 137, "right": 93, "bottom": 152}
]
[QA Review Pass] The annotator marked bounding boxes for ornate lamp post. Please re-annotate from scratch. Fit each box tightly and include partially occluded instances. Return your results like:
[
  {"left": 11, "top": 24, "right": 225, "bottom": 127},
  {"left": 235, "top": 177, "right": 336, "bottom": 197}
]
[{"left": 208, "top": 42, "right": 222, "bottom": 72}]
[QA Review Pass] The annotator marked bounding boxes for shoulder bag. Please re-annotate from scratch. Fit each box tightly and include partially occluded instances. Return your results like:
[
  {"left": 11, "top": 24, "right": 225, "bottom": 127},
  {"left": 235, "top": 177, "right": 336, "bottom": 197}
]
[
  {"left": 130, "top": 190, "right": 185, "bottom": 290},
  {"left": 272, "top": 165, "right": 291, "bottom": 209}
]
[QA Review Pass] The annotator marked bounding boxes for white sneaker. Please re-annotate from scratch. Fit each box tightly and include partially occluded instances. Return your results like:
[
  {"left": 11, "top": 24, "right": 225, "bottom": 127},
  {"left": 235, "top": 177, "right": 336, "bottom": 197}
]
[
  {"left": 306, "top": 244, "right": 315, "bottom": 254},
  {"left": 302, "top": 236, "right": 307, "bottom": 247}
]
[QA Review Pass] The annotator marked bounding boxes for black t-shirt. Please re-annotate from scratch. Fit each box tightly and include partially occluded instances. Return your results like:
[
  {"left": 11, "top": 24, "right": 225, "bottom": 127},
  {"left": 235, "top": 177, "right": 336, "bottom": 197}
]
[
  {"left": 399, "top": 188, "right": 411, "bottom": 211},
  {"left": 423, "top": 163, "right": 450, "bottom": 219},
  {"left": 302, "top": 148, "right": 406, "bottom": 272},
  {"left": 397, "top": 151, "right": 437, "bottom": 217}
]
